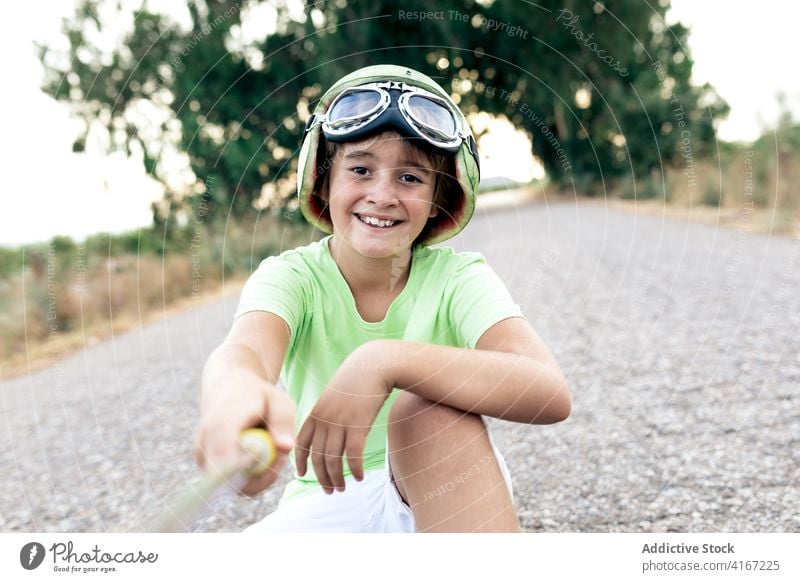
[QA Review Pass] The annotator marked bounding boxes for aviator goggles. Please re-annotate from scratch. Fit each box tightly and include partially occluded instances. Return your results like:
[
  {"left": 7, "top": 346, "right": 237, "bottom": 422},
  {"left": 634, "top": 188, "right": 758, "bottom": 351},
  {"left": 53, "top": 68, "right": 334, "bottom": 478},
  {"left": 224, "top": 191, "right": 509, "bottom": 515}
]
[{"left": 305, "top": 81, "right": 477, "bottom": 159}]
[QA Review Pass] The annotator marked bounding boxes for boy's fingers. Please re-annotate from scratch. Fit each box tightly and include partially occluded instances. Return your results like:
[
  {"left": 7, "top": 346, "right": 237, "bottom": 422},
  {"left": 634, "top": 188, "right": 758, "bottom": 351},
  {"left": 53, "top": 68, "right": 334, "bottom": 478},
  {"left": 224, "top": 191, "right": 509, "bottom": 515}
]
[
  {"left": 240, "top": 455, "right": 285, "bottom": 496},
  {"left": 324, "top": 429, "right": 346, "bottom": 491},
  {"left": 344, "top": 431, "right": 366, "bottom": 482},
  {"left": 295, "top": 419, "right": 314, "bottom": 477},
  {"left": 263, "top": 388, "right": 295, "bottom": 453},
  {"left": 192, "top": 431, "right": 204, "bottom": 467},
  {"left": 194, "top": 421, "right": 239, "bottom": 471},
  {"left": 310, "top": 428, "right": 332, "bottom": 494}
]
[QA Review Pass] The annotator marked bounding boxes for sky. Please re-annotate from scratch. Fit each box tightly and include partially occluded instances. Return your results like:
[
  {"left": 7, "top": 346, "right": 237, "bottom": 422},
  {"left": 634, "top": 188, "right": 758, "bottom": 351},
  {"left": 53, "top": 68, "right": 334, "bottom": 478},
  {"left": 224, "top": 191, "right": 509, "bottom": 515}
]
[
  {"left": 1, "top": 0, "right": 799, "bottom": 246},
  {"left": 669, "top": 0, "right": 800, "bottom": 141}
]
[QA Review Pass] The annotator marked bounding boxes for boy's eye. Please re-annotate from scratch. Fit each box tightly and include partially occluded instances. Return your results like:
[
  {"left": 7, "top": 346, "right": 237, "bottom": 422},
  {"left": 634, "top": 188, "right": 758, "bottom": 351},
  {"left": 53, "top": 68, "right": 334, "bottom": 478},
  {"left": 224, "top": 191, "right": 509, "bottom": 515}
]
[
  {"left": 399, "top": 173, "right": 423, "bottom": 183},
  {"left": 350, "top": 166, "right": 369, "bottom": 176}
]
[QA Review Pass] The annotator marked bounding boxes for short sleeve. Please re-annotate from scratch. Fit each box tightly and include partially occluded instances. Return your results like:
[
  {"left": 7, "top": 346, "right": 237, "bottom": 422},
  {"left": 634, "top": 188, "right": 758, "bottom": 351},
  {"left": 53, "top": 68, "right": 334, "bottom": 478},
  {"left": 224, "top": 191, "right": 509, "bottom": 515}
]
[
  {"left": 234, "top": 255, "right": 308, "bottom": 339},
  {"left": 446, "top": 255, "right": 525, "bottom": 349}
]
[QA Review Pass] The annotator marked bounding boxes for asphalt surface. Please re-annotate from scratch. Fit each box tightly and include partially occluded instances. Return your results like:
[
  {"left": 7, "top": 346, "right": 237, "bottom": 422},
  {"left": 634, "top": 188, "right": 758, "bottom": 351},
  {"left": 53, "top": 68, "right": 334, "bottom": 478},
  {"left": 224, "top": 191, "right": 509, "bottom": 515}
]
[{"left": 2, "top": 199, "right": 798, "bottom": 532}]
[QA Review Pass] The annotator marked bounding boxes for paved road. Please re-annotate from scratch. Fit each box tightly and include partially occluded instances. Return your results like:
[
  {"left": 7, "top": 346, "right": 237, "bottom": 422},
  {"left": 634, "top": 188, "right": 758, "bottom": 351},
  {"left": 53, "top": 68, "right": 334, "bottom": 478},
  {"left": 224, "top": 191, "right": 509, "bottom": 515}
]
[{"left": 2, "top": 200, "right": 798, "bottom": 532}]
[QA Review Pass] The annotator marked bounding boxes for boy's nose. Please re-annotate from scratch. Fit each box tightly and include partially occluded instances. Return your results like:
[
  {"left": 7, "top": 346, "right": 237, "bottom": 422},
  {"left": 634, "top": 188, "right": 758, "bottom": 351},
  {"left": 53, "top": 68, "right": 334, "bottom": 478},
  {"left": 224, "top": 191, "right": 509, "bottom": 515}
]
[{"left": 363, "top": 173, "right": 400, "bottom": 206}]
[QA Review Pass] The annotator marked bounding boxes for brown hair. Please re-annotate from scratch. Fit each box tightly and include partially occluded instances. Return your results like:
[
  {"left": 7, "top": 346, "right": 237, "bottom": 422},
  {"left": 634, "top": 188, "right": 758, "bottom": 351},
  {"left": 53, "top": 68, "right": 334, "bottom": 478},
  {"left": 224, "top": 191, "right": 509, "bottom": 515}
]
[{"left": 311, "top": 131, "right": 460, "bottom": 246}]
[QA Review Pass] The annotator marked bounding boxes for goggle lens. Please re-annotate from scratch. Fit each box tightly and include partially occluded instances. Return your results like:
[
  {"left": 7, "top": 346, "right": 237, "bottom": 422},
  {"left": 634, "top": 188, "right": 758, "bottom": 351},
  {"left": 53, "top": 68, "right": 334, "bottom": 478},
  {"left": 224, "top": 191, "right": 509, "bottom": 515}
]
[
  {"left": 328, "top": 90, "right": 382, "bottom": 124},
  {"left": 406, "top": 95, "right": 457, "bottom": 136}
]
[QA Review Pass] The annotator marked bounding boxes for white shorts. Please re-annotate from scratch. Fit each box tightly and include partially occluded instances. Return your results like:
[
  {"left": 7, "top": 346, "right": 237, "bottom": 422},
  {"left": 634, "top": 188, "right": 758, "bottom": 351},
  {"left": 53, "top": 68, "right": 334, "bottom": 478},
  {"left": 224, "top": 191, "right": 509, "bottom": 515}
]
[{"left": 244, "top": 422, "right": 513, "bottom": 533}]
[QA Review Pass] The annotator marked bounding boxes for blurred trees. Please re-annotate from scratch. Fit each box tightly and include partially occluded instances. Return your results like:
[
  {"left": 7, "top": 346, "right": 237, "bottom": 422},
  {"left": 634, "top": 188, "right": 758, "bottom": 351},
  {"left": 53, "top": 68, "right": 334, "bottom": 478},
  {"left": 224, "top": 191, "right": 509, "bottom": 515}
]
[{"left": 39, "top": 0, "right": 728, "bottom": 223}]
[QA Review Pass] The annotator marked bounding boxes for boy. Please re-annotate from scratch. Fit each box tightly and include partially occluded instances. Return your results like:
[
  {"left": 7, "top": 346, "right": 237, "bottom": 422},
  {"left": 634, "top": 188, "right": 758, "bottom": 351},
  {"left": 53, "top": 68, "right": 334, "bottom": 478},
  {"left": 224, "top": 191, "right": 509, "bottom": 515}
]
[{"left": 195, "top": 65, "right": 571, "bottom": 532}]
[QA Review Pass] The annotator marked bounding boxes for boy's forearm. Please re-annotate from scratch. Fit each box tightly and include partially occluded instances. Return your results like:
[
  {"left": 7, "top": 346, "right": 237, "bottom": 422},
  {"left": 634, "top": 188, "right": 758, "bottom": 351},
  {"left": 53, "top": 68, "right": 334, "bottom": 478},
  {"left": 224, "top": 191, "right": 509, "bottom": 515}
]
[
  {"left": 200, "top": 343, "right": 277, "bottom": 413},
  {"left": 369, "top": 340, "right": 570, "bottom": 424}
]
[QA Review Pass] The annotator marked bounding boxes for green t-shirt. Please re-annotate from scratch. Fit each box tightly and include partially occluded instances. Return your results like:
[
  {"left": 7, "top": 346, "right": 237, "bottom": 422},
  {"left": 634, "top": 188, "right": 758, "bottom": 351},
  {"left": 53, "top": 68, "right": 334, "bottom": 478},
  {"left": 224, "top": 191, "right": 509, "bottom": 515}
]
[{"left": 234, "top": 235, "right": 524, "bottom": 503}]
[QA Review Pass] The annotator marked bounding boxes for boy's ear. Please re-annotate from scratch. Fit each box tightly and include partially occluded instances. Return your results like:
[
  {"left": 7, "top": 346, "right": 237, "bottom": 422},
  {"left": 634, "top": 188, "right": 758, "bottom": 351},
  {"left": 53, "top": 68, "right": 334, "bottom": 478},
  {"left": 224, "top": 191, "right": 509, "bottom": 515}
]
[{"left": 428, "top": 205, "right": 439, "bottom": 218}]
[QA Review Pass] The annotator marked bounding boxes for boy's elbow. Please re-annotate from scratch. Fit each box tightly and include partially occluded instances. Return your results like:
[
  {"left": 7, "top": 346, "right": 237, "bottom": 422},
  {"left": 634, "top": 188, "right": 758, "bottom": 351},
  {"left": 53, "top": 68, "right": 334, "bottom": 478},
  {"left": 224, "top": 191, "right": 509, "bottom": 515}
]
[
  {"left": 550, "top": 382, "right": 572, "bottom": 423},
  {"left": 527, "top": 377, "right": 571, "bottom": 425}
]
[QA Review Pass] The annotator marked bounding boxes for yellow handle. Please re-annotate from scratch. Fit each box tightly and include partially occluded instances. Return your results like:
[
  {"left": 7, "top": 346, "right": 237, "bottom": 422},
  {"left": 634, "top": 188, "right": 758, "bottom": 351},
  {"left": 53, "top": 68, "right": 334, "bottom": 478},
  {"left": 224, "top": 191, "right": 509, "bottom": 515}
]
[{"left": 239, "top": 428, "right": 277, "bottom": 477}]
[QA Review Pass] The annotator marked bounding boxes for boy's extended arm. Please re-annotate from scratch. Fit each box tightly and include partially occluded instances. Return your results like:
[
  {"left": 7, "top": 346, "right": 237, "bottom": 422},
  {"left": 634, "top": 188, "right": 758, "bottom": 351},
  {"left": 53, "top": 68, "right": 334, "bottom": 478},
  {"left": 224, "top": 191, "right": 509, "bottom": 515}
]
[
  {"left": 196, "top": 311, "right": 296, "bottom": 495},
  {"left": 375, "top": 316, "right": 570, "bottom": 424}
]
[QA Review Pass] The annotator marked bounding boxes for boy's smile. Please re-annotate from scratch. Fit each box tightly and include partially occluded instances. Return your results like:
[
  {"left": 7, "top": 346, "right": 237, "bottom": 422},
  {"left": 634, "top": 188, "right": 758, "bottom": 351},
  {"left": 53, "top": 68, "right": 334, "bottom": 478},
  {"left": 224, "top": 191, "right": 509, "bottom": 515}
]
[{"left": 353, "top": 213, "right": 401, "bottom": 229}]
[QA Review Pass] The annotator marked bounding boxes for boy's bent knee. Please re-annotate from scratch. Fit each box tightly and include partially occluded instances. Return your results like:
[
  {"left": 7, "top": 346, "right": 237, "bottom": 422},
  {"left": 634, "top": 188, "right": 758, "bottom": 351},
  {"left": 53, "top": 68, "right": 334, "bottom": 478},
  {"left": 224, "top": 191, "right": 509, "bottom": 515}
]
[
  {"left": 388, "top": 391, "right": 436, "bottom": 423},
  {"left": 387, "top": 392, "right": 484, "bottom": 446}
]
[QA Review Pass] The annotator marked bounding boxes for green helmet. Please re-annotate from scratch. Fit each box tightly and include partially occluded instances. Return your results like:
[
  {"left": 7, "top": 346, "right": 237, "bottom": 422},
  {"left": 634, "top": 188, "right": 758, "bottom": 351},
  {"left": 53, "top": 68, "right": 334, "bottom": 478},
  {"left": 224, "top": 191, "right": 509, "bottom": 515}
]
[{"left": 297, "top": 64, "right": 480, "bottom": 245}]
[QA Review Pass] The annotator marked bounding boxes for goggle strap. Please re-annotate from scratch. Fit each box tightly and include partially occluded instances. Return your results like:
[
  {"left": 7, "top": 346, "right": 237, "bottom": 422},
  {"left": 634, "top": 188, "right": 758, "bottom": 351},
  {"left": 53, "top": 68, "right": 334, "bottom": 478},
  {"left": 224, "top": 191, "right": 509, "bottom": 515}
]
[
  {"left": 468, "top": 135, "right": 480, "bottom": 173},
  {"left": 303, "top": 114, "right": 318, "bottom": 135}
]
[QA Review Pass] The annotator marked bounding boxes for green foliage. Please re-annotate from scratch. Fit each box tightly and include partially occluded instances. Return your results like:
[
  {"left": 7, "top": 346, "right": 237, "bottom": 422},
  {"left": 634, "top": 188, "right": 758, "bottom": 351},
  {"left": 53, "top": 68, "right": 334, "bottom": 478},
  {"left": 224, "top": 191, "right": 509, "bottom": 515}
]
[
  {"left": 81, "top": 225, "right": 195, "bottom": 257},
  {"left": 50, "top": 235, "right": 76, "bottom": 254},
  {"left": 38, "top": 0, "right": 728, "bottom": 220},
  {"left": 618, "top": 175, "right": 659, "bottom": 201},
  {"left": 701, "top": 183, "right": 722, "bottom": 207},
  {"left": 0, "top": 247, "right": 24, "bottom": 279}
]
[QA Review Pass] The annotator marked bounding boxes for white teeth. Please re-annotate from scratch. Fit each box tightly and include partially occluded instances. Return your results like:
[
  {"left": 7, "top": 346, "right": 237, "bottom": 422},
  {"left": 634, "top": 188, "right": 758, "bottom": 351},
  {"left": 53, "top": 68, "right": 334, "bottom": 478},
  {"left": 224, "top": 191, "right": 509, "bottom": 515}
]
[{"left": 358, "top": 215, "right": 396, "bottom": 228}]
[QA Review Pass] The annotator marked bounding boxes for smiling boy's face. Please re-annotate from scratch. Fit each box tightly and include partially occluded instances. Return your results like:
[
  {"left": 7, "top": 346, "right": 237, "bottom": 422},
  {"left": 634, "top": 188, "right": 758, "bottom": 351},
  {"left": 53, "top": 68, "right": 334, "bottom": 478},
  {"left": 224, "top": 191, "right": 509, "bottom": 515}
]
[{"left": 323, "top": 134, "right": 439, "bottom": 260}]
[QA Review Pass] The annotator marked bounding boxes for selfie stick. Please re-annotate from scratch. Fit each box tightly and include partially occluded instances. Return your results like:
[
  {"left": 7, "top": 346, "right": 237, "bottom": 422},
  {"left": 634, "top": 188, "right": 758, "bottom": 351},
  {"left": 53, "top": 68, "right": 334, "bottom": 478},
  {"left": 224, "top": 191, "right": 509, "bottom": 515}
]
[{"left": 149, "top": 428, "right": 276, "bottom": 532}]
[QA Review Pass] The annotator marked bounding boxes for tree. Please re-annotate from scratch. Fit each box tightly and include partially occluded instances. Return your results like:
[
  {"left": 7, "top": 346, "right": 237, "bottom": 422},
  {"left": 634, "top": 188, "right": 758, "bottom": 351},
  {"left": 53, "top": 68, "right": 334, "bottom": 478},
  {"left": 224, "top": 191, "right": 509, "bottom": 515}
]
[{"left": 39, "top": 0, "right": 728, "bottom": 224}]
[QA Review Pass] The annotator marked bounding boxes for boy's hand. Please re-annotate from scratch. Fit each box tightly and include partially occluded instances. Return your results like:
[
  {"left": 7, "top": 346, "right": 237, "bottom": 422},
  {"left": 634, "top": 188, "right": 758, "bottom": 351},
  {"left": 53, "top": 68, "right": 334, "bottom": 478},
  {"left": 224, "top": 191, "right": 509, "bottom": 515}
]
[
  {"left": 295, "top": 342, "right": 394, "bottom": 494},
  {"left": 194, "top": 381, "right": 296, "bottom": 496}
]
